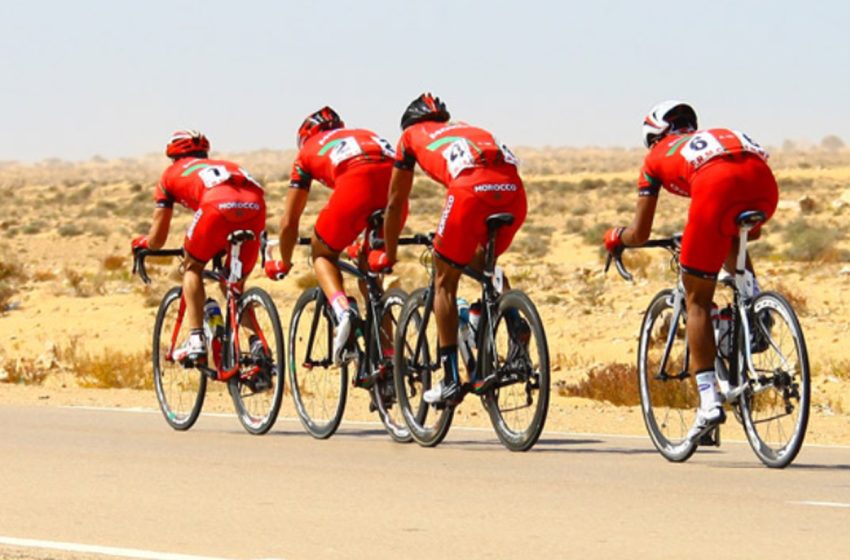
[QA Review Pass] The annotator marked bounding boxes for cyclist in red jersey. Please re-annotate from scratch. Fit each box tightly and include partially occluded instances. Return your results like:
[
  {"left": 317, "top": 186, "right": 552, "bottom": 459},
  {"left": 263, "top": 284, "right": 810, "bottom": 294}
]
[
  {"left": 264, "top": 107, "right": 406, "bottom": 364},
  {"left": 373, "top": 93, "right": 527, "bottom": 404},
  {"left": 604, "top": 101, "right": 778, "bottom": 442},
  {"left": 132, "top": 130, "right": 266, "bottom": 365}
]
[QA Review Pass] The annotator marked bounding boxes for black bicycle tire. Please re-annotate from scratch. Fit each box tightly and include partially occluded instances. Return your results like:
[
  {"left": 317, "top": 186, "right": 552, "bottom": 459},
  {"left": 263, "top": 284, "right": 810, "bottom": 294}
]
[
  {"left": 637, "top": 289, "right": 698, "bottom": 462},
  {"left": 739, "top": 291, "right": 810, "bottom": 468},
  {"left": 227, "top": 287, "right": 286, "bottom": 435},
  {"left": 370, "top": 288, "right": 413, "bottom": 443},
  {"left": 393, "top": 287, "right": 453, "bottom": 447},
  {"left": 288, "top": 287, "right": 348, "bottom": 439},
  {"left": 481, "top": 290, "right": 550, "bottom": 452},
  {"left": 152, "top": 286, "right": 206, "bottom": 431}
]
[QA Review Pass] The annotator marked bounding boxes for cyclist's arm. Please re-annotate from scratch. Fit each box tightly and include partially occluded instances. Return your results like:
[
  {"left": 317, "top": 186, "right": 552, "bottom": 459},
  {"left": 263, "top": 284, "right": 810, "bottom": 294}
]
[
  {"left": 278, "top": 186, "right": 309, "bottom": 265},
  {"left": 621, "top": 194, "right": 658, "bottom": 246},
  {"left": 384, "top": 167, "right": 414, "bottom": 263},
  {"left": 147, "top": 207, "right": 173, "bottom": 250}
]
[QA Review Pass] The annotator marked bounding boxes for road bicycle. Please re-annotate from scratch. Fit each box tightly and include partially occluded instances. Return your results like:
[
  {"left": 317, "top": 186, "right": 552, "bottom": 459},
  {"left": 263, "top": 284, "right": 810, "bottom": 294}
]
[
  {"left": 394, "top": 212, "right": 550, "bottom": 451},
  {"left": 133, "top": 230, "right": 285, "bottom": 435},
  {"left": 282, "top": 211, "right": 428, "bottom": 442},
  {"left": 607, "top": 210, "right": 810, "bottom": 467}
]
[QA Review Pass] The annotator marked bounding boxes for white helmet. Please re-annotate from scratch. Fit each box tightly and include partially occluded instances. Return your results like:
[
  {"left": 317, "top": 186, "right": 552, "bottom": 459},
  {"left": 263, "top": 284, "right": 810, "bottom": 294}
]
[{"left": 642, "top": 100, "right": 698, "bottom": 148}]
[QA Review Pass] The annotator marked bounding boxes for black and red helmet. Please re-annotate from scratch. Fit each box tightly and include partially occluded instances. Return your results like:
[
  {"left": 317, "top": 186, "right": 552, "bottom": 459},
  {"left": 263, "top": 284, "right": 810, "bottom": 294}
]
[
  {"left": 297, "top": 106, "right": 344, "bottom": 148},
  {"left": 165, "top": 129, "right": 210, "bottom": 159},
  {"left": 400, "top": 93, "right": 450, "bottom": 130}
]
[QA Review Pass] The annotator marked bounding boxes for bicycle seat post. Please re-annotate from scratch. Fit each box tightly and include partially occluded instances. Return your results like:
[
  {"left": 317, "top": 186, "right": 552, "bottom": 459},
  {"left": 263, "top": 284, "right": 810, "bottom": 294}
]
[{"left": 733, "top": 210, "right": 765, "bottom": 299}]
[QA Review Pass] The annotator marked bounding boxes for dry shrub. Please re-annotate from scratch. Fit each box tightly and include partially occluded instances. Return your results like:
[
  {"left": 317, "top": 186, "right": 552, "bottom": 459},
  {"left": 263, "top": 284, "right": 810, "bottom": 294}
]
[
  {"left": 32, "top": 270, "right": 57, "bottom": 282},
  {"left": 71, "top": 348, "right": 152, "bottom": 389},
  {"left": 782, "top": 218, "right": 847, "bottom": 261},
  {"left": 770, "top": 281, "right": 809, "bottom": 316},
  {"left": 295, "top": 273, "right": 319, "bottom": 290},
  {"left": 557, "top": 362, "right": 639, "bottom": 406},
  {"left": 0, "top": 248, "right": 26, "bottom": 311},
  {"left": 0, "top": 357, "right": 50, "bottom": 384},
  {"left": 581, "top": 222, "right": 608, "bottom": 245},
  {"left": 621, "top": 250, "right": 652, "bottom": 278},
  {"left": 63, "top": 267, "right": 106, "bottom": 297},
  {"left": 103, "top": 254, "right": 126, "bottom": 271}
]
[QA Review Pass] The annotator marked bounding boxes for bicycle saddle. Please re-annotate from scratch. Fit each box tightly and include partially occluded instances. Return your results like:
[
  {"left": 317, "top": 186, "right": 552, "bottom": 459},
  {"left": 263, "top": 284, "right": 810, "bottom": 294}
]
[
  {"left": 227, "top": 230, "right": 256, "bottom": 244},
  {"left": 486, "top": 213, "right": 515, "bottom": 231},
  {"left": 735, "top": 210, "right": 766, "bottom": 228}
]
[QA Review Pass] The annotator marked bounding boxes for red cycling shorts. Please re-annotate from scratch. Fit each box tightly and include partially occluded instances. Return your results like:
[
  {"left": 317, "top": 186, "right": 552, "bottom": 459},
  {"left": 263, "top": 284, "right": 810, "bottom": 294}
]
[
  {"left": 680, "top": 154, "right": 778, "bottom": 278},
  {"left": 184, "top": 183, "right": 266, "bottom": 277},
  {"left": 314, "top": 162, "right": 408, "bottom": 252},
  {"left": 433, "top": 166, "right": 527, "bottom": 266}
]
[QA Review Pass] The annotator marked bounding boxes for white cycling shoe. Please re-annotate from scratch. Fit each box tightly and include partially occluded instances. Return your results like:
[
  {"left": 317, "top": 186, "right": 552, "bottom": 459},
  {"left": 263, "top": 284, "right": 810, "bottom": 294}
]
[
  {"left": 423, "top": 380, "right": 462, "bottom": 405},
  {"left": 173, "top": 332, "right": 207, "bottom": 364},
  {"left": 687, "top": 405, "right": 726, "bottom": 442}
]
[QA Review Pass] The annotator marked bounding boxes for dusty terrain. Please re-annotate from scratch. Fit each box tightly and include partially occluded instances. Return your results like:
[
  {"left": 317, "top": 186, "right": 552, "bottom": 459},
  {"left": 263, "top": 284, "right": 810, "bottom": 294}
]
[{"left": 1, "top": 146, "right": 850, "bottom": 444}]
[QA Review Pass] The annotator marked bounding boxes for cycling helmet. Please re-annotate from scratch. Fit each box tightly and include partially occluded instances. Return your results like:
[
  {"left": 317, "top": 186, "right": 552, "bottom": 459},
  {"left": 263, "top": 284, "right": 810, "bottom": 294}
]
[
  {"left": 642, "top": 100, "right": 698, "bottom": 148},
  {"left": 166, "top": 129, "right": 210, "bottom": 159},
  {"left": 297, "top": 106, "right": 344, "bottom": 148},
  {"left": 400, "top": 93, "right": 450, "bottom": 130}
]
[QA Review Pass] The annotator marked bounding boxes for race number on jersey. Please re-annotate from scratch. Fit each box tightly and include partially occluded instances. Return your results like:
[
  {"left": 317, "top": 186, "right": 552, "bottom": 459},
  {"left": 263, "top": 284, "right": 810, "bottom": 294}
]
[
  {"left": 442, "top": 138, "right": 476, "bottom": 179},
  {"left": 323, "top": 137, "right": 364, "bottom": 166},
  {"left": 679, "top": 129, "right": 769, "bottom": 169}
]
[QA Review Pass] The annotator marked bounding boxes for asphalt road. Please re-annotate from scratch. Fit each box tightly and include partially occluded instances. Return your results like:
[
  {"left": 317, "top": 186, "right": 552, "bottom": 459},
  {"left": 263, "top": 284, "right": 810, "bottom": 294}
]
[{"left": 0, "top": 406, "right": 848, "bottom": 560}]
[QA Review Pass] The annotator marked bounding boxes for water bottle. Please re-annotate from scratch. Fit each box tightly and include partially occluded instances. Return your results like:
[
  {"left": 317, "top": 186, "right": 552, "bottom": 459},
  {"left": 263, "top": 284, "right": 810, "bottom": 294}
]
[
  {"left": 204, "top": 298, "right": 224, "bottom": 369},
  {"left": 457, "top": 298, "right": 476, "bottom": 372}
]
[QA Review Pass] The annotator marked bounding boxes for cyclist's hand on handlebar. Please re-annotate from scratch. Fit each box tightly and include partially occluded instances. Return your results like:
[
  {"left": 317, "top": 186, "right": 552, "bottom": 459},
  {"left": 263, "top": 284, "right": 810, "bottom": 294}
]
[
  {"left": 264, "top": 260, "right": 291, "bottom": 281},
  {"left": 131, "top": 235, "right": 150, "bottom": 254},
  {"left": 368, "top": 249, "right": 393, "bottom": 273},
  {"left": 603, "top": 226, "right": 626, "bottom": 254}
]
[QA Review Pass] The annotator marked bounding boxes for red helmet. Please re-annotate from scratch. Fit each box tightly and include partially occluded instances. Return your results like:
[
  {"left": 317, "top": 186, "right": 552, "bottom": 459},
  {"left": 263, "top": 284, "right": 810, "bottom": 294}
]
[
  {"left": 297, "top": 106, "right": 344, "bottom": 148},
  {"left": 400, "top": 93, "right": 450, "bottom": 130},
  {"left": 165, "top": 129, "right": 210, "bottom": 159}
]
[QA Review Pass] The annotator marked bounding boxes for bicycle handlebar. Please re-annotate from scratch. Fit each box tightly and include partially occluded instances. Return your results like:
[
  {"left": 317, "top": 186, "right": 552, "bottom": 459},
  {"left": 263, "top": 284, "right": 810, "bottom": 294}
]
[
  {"left": 132, "top": 248, "right": 184, "bottom": 285},
  {"left": 605, "top": 237, "right": 681, "bottom": 283}
]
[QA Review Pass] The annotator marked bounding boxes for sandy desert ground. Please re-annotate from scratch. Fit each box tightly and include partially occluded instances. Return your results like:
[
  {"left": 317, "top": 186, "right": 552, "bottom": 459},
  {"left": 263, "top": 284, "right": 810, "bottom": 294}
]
[{"left": 1, "top": 145, "right": 849, "bottom": 445}]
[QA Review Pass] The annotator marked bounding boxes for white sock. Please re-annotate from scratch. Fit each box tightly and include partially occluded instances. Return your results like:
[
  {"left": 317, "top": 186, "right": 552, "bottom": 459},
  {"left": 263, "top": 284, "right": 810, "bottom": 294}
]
[
  {"left": 695, "top": 370, "right": 720, "bottom": 410},
  {"left": 330, "top": 291, "right": 349, "bottom": 322}
]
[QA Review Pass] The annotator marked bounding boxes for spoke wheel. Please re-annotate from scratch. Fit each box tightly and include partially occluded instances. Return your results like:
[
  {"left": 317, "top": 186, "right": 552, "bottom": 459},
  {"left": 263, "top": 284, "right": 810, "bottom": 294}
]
[
  {"left": 228, "top": 287, "right": 286, "bottom": 435},
  {"left": 371, "top": 288, "right": 412, "bottom": 443},
  {"left": 152, "top": 287, "right": 206, "bottom": 430},
  {"left": 637, "top": 289, "right": 699, "bottom": 462},
  {"left": 393, "top": 287, "right": 453, "bottom": 447},
  {"left": 739, "top": 291, "right": 810, "bottom": 468},
  {"left": 481, "top": 290, "right": 550, "bottom": 451},
  {"left": 288, "top": 288, "right": 348, "bottom": 439}
]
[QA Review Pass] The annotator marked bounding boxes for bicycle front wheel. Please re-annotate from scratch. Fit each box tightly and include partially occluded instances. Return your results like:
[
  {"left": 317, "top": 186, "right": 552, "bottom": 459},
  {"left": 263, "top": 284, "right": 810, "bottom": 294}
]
[
  {"left": 152, "top": 286, "right": 206, "bottom": 431},
  {"left": 228, "top": 287, "right": 285, "bottom": 435},
  {"left": 371, "top": 288, "right": 412, "bottom": 443},
  {"left": 288, "top": 287, "right": 348, "bottom": 439},
  {"left": 480, "top": 290, "right": 550, "bottom": 452},
  {"left": 637, "top": 289, "right": 699, "bottom": 462},
  {"left": 394, "top": 287, "right": 453, "bottom": 447},
  {"left": 739, "top": 291, "right": 810, "bottom": 468}
]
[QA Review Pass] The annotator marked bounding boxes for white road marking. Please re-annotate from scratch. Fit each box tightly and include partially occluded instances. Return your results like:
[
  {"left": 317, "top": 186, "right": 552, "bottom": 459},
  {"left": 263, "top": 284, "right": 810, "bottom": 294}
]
[
  {"left": 791, "top": 501, "right": 850, "bottom": 509},
  {"left": 0, "top": 536, "right": 285, "bottom": 560}
]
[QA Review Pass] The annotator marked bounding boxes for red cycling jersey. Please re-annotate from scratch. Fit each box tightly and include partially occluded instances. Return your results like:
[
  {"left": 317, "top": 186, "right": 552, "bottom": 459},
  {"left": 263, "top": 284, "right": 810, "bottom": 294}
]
[
  {"left": 290, "top": 127, "right": 396, "bottom": 191},
  {"left": 637, "top": 128, "right": 777, "bottom": 277},
  {"left": 156, "top": 157, "right": 266, "bottom": 271},
  {"left": 637, "top": 128, "right": 769, "bottom": 197},
  {"left": 394, "top": 121, "right": 521, "bottom": 189},
  {"left": 157, "top": 158, "right": 263, "bottom": 210},
  {"left": 395, "top": 121, "right": 525, "bottom": 265}
]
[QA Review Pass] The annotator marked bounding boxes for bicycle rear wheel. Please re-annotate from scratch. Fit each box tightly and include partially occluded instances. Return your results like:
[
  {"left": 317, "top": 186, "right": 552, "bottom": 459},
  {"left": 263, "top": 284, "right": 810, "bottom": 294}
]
[
  {"left": 228, "top": 287, "right": 286, "bottom": 435},
  {"left": 481, "top": 290, "right": 550, "bottom": 452},
  {"left": 371, "top": 288, "right": 412, "bottom": 443},
  {"left": 152, "top": 286, "right": 206, "bottom": 431},
  {"left": 637, "top": 289, "right": 699, "bottom": 462},
  {"left": 393, "top": 287, "right": 453, "bottom": 447},
  {"left": 288, "top": 287, "right": 348, "bottom": 439},
  {"left": 739, "top": 291, "right": 810, "bottom": 468}
]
